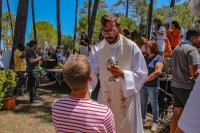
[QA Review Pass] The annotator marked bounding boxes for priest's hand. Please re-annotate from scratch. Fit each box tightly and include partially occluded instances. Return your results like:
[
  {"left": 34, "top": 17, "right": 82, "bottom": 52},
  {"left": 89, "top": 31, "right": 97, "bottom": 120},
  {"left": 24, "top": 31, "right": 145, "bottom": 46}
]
[{"left": 107, "top": 64, "right": 124, "bottom": 79}]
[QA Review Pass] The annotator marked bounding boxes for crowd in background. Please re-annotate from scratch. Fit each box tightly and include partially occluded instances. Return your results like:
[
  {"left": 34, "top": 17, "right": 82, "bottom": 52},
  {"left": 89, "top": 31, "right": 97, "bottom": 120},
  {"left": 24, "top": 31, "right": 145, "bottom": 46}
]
[
  {"left": 0, "top": 15, "right": 200, "bottom": 132},
  {"left": 77, "top": 16, "right": 200, "bottom": 132}
]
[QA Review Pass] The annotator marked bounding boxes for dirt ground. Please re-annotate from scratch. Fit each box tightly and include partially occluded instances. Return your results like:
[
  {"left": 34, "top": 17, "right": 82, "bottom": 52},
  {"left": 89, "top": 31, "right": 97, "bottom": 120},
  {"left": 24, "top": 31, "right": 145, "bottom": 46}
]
[{"left": 0, "top": 82, "right": 171, "bottom": 133}]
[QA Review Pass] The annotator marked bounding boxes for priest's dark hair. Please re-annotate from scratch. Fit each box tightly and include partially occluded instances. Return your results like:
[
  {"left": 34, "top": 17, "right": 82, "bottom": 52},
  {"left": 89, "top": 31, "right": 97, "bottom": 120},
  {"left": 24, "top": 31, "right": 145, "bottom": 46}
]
[{"left": 101, "top": 13, "right": 121, "bottom": 27}]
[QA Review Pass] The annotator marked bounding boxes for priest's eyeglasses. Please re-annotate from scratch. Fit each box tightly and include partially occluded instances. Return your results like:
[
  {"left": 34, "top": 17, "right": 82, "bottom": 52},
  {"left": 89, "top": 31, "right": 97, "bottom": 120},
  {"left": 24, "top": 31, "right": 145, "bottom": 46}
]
[{"left": 101, "top": 27, "right": 117, "bottom": 34}]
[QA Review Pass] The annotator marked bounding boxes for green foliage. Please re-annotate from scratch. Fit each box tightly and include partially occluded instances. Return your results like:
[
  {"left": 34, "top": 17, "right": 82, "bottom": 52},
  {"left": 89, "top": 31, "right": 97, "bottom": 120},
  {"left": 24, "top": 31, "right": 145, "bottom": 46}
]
[
  {"left": 130, "top": 0, "right": 148, "bottom": 24},
  {"left": 111, "top": 0, "right": 148, "bottom": 24},
  {"left": 78, "top": 16, "right": 87, "bottom": 32},
  {"left": 62, "top": 35, "right": 74, "bottom": 48},
  {"left": 4, "top": 70, "right": 17, "bottom": 98},
  {"left": 153, "top": 2, "right": 195, "bottom": 28},
  {"left": 2, "top": 11, "right": 15, "bottom": 32},
  {"left": 119, "top": 14, "right": 138, "bottom": 31},
  {"left": 30, "top": 21, "right": 71, "bottom": 48},
  {"left": 29, "top": 21, "right": 57, "bottom": 48},
  {"left": 79, "top": 0, "right": 107, "bottom": 15},
  {"left": 90, "top": 10, "right": 107, "bottom": 43},
  {"left": 173, "top": 2, "right": 195, "bottom": 28},
  {"left": 2, "top": 11, "right": 16, "bottom": 43},
  {"left": 78, "top": 10, "right": 106, "bottom": 43},
  {"left": 0, "top": 70, "right": 17, "bottom": 109},
  {"left": 0, "top": 71, "right": 6, "bottom": 109}
]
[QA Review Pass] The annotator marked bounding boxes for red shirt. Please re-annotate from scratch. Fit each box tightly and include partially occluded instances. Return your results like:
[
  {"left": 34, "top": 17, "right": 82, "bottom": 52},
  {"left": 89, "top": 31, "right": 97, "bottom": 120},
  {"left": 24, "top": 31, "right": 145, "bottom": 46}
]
[{"left": 170, "top": 28, "right": 181, "bottom": 48}]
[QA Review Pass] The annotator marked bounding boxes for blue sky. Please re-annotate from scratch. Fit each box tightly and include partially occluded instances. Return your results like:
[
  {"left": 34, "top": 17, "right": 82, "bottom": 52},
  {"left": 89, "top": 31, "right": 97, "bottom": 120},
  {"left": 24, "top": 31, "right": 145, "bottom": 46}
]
[{"left": 2, "top": 0, "right": 186, "bottom": 41}]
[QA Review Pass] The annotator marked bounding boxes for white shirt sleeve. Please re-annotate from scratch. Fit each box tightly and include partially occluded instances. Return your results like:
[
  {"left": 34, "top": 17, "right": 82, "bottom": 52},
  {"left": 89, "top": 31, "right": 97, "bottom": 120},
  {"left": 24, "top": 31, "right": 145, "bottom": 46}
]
[
  {"left": 88, "top": 45, "right": 99, "bottom": 92},
  {"left": 121, "top": 44, "right": 148, "bottom": 97}
]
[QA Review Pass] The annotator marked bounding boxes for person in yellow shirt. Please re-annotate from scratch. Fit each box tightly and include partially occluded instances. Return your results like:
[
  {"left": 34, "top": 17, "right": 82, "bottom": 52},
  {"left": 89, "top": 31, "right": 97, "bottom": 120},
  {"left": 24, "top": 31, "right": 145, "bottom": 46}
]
[{"left": 14, "top": 43, "right": 26, "bottom": 96}]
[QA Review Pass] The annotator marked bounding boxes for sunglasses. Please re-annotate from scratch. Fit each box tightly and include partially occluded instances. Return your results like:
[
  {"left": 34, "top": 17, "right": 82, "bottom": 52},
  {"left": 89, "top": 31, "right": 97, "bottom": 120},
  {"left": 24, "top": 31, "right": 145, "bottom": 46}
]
[{"left": 101, "top": 27, "right": 118, "bottom": 34}]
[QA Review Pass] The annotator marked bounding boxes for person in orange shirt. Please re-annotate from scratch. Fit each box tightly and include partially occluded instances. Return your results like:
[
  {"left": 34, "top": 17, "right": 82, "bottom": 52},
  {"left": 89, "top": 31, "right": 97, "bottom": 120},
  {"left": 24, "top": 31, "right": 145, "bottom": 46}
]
[
  {"left": 164, "top": 38, "right": 172, "bottom": 58},
  {"left": 169, "top": 21, "right": 181, "bottom": 50}
]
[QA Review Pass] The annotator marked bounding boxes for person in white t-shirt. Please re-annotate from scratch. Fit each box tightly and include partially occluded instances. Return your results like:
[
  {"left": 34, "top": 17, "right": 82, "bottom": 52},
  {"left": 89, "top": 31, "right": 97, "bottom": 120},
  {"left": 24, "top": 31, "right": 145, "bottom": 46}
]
[{"left": 153, "top": 18, "right": 166, "bottom": 57}]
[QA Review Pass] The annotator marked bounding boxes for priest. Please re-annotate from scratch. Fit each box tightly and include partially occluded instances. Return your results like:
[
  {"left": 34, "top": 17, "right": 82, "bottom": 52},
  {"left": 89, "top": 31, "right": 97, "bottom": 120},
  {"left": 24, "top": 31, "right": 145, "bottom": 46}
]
[{"left": 89, "top": 13, "right": 148, "bottom": 133}]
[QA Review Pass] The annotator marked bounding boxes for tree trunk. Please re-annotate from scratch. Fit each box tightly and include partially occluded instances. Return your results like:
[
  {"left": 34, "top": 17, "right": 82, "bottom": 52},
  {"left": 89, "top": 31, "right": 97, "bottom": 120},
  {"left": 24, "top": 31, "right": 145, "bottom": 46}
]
[
  {"left": 147, "top": 0, "right": 153, "bottom": 39},
  {"left": 88, "top": 0, "right": 99, "bottom": 47},
  {"left": 170, "top": 0, "right": 175, "bottom": 15},
  {"left": 73, "top": 0, "right": 78, "bottom": 48},
  {"left": 88, "top": 0, "right": 92, "bottom": 34},
  {"left": 10, "top": 0, "right": 29, "bottom": 69},
  {"left": 6, "top": 0, "right": 14, "bottom": 40},
  {"left": 0, "top": 0, "right": 2, "bottom": 44},
  {"left": 56, "top": 0, "right": 61, "bottom": 48},
  {"left": 31, "top": 0, "right": 37, "bottom": 42},
  {"left": 126, "top": 0, "right": 129, "bottom": 17}
]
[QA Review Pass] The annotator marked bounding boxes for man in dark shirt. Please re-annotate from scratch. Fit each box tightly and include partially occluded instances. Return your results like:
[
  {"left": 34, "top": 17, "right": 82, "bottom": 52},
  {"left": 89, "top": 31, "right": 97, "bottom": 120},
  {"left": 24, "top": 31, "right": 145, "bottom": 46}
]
[
  {"left": 79, "top": 32, "right": 89, "bottom": 56},
  {"left": 170, "top": 29, "right": 200, "bottom": 133},
  {"left": 26, "top": 40, "right": 42, "bottom": 104}
]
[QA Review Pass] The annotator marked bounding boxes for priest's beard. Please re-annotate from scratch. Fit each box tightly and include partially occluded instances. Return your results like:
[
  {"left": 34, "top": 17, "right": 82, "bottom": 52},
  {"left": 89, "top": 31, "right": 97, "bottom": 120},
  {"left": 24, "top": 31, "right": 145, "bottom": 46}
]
[{"left": 105, "top": 34, "right": 120, "bottom": 44}]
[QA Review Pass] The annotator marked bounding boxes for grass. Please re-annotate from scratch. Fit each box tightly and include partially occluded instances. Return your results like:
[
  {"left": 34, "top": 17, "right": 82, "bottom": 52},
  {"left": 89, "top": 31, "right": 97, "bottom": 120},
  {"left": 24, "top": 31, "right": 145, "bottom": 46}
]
[{"left": 0, "top": 82, "right": 70, "bottom": 133}]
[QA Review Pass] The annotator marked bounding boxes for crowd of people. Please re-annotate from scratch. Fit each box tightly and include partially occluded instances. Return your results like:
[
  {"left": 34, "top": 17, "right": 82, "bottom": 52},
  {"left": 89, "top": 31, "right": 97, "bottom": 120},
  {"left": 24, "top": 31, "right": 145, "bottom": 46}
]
[
  {"left": 52, "top": 13, "right": 200, "bottom": 133},
  {"left": 0, "top": 10, "right": 200, "bottom": 133},
  {"left": 0, "top": 40, "right": 78, "bottom": 104}
]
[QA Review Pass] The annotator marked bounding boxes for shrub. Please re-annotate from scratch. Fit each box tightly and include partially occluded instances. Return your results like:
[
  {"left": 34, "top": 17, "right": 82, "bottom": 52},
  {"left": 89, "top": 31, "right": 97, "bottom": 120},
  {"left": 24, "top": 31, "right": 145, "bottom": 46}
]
[
  {"left": 0, "top": 70, "right": 17, "bottom": 109},
  {"left": 0, "top": 71, "right": 6, "bottom": 109}
]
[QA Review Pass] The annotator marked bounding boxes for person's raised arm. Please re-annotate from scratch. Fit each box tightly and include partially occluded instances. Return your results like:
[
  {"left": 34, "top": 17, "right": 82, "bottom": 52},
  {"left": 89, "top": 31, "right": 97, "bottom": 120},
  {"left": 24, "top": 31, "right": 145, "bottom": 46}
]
[{"left": 88, "top": 46, "right": 99, "bottom": 91}]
